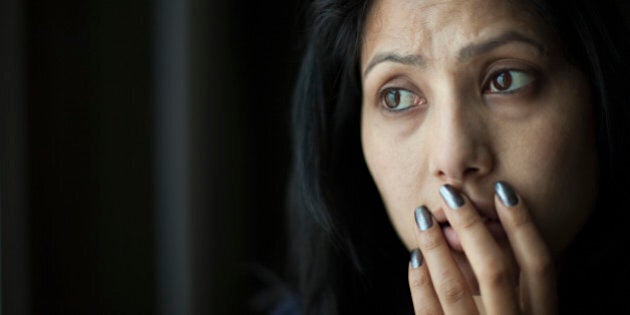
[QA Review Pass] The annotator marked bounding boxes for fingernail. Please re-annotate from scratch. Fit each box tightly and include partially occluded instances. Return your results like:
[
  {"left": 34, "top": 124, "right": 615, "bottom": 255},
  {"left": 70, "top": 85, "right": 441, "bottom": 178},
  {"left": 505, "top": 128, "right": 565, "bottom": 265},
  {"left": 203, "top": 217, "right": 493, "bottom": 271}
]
[
  {"left": 495, "top": 181, "right": 519, "bottom": 207},
  {"left": 414, "top": 206, "right": 433, "bottom": 231},
  {"left": 410, "top": 248, "right": 423, "bottom": 269},
  {"left": 440, "top": 184, "right": 465, "bottom": 209}
]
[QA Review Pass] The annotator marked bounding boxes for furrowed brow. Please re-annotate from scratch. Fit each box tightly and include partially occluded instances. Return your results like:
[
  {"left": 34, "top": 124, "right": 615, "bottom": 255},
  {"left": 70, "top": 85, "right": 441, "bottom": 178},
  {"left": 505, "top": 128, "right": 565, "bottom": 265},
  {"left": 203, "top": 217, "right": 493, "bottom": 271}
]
[
  {"left": 457, "top": 31, "right": 546, "bottom": 61},
  {"left": 363, "top": 53, "right": 426, "bottom": 79}
]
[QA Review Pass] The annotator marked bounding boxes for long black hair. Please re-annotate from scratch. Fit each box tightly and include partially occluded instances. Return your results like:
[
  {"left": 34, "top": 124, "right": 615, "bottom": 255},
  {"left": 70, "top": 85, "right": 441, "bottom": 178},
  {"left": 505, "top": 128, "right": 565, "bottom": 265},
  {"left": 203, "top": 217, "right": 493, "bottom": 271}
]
[{"left": 286, "top": 0, "right": 630, "bottom": 313}]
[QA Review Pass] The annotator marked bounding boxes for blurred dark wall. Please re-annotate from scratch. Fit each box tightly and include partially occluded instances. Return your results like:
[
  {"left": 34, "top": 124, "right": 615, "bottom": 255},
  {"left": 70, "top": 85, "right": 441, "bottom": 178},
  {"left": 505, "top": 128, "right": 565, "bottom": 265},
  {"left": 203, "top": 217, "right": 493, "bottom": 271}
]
[
  {"left": 1, "top": 0, "right": 301, "bottom": 314},
  {"left": 1, "top": 0, "right": 29, "bottom": 314}
]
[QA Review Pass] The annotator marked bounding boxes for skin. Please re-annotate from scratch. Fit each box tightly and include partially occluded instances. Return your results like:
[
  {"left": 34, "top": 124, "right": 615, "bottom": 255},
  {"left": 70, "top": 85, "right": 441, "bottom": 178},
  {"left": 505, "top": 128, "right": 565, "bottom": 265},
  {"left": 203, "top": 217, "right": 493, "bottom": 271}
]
[{"left": 360, "top": 0, "right": 598, "bottom": 313}]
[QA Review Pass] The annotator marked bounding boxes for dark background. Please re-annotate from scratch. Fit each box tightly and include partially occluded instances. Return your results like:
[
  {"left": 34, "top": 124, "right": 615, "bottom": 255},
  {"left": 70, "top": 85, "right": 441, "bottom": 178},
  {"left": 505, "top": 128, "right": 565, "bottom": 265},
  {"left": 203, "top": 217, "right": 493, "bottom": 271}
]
[
  {"left": 8, "top": 1, "right": 630, "bottom": 314},
  {"left": 1, "top": 0, "right": 303, "bottom": 314}
]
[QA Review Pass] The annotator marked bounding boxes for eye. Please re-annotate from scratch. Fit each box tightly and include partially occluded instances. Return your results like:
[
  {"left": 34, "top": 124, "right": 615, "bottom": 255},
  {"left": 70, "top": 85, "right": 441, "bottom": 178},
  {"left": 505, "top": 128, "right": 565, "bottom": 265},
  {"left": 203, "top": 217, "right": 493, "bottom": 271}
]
[
  {"left": 485, "top": 70, "right": 534, "bottom": 94},
  {"left": 380, "top": 88, "right": 425, "bottom": 112}
]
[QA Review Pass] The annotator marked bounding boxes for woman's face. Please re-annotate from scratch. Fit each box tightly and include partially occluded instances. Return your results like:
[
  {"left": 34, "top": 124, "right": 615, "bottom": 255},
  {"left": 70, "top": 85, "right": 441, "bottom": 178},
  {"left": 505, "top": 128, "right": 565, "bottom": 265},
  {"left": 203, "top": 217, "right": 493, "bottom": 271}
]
[{"left": 360, "top": 0, "right": 598, "bottom": 273}]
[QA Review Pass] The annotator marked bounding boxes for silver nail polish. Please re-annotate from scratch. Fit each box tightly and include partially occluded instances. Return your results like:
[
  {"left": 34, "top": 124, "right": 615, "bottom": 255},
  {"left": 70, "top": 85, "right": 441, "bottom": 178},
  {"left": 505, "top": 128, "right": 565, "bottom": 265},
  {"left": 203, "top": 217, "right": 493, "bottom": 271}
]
[
  {"left": 440, "top": 184, "right": 465, "bottom": 209},
  {"left": 410, "top": 248, "right": 423, "bottom": 269},
  {"left": 495, "top": 181, "right": 519, "bottom": 207},
  {"left": 414, "top": 206, "right": 433, "bottom": 231}
]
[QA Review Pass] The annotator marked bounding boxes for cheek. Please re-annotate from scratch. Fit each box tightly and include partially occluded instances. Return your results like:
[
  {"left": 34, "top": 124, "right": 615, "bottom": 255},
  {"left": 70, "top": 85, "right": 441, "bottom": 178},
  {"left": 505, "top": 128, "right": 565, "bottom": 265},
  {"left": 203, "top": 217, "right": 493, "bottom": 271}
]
[
  {"left": 361, "top": 111, "right": 426, "bottom": 249},
  {"left": 499, "top": 99, "right": 597, "bottom": 254}
]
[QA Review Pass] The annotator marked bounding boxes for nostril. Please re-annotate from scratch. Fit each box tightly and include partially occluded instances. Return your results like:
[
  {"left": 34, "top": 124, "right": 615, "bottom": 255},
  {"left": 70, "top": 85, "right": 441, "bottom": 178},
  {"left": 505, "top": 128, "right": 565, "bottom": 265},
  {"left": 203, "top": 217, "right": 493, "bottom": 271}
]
[
  {"left": 463, "top": 167, "right": 480, "bottom": 176},
  {"left": 432, "top": 149, "right": 492, "bottom": 181}
]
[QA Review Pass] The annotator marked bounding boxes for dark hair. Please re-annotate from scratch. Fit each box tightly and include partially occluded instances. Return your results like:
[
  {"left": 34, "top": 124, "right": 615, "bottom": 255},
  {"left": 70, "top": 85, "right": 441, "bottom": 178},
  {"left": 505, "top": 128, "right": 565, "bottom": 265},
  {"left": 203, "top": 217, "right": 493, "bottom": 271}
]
[{"left": 286, "top": 0, "right": 630, "bottom": 314}]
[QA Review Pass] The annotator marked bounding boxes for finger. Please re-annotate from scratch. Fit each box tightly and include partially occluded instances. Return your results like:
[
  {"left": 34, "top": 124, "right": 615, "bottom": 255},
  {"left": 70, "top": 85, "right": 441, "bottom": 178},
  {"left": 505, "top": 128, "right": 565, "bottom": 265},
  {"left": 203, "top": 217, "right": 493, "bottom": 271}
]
[
  {"left": 439, "top": 184, "right": 520, "bottom": 315},
  {"left": 414, "top": 205, "right": 478, "bottom": 314},
  {"left": 408, "top": 248, "right": 443, "bottom": 315},
  {"left": 494, "top": 181, "right": 557, "bottom": 315}
]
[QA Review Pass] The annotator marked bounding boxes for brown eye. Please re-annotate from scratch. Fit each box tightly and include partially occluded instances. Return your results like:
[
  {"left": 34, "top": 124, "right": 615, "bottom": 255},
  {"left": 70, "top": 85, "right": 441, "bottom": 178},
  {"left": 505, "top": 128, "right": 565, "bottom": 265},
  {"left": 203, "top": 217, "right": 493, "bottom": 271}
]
[
  {"left": 486, "top": 70, "right": 534, "bottom": 94},
  {"left": 493, "top": 72, "right": 513, "bottom": 91},
  {"left": 384, "top": 89, "right": 401, "bottom": 109},
  {"left": 380, "top": 88, "right": 423, "bottom": 112}
]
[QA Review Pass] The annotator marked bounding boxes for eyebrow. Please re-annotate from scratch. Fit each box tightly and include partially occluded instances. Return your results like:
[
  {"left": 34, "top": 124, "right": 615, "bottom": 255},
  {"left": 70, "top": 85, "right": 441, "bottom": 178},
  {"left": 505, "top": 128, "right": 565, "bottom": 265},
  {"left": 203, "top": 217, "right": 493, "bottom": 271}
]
[
  {"left": 362, "top": 53, "right": 427, "bottom": 79},
  {"left": 362, "top": 31, "right": 546, "bottom": 79}
]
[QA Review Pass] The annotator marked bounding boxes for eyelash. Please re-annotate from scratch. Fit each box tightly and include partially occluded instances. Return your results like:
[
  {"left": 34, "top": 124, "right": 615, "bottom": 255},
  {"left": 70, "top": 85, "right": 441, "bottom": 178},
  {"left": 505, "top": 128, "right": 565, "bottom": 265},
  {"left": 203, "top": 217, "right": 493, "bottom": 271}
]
[
  {"left": 482, "top": 68, "right": 536, "bottom": 95},
  {"left": 378, "top": 87, "right": 426, "bottom": 113},
  {"left": 376, "top": 68, "right": 538, "bottom": 113}
]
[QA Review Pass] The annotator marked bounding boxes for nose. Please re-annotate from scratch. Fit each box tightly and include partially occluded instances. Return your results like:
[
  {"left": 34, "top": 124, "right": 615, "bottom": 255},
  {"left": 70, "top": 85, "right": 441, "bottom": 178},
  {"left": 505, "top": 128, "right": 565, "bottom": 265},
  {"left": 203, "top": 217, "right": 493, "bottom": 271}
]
[{"left": 428, "top": 103, "right": 493, "bottom": 184}]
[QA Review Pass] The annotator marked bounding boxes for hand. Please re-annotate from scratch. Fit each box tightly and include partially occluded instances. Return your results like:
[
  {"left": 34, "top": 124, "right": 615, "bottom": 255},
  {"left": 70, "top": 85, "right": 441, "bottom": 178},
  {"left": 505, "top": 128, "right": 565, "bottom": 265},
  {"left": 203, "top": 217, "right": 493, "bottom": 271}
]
[{"left": 408, "top": 181, "right": 557, "bottom": 315}]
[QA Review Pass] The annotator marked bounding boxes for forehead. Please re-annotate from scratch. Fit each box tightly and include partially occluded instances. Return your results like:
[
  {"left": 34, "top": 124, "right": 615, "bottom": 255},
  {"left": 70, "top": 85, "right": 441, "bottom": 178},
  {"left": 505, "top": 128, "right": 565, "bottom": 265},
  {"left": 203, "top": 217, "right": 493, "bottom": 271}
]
[{"left": 361, "top": 0, "right": 545, "bottom": 66}]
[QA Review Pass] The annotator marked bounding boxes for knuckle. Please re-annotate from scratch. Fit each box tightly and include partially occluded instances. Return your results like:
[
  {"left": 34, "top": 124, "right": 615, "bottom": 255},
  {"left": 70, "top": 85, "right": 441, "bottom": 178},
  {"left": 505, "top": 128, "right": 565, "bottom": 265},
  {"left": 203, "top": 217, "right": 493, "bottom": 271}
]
[
  {"left": 507, "top": 207, "right": 531, "bottom": 229},
  {"left": 420, "top": 230, "right": 445, "bottom": 251},
  {"left": 458, "top": 213, "right": 481, "bottom": 231},
  {"left": 439, "top": 276, "right": 467, "bottom": 304},
  {"left": 528, "top": 254, "right": 555, "bottom": 278},
  {"left": 408, "top": 269, "right": 431, "bottom": 289},
  {"left": 478, "top": 257, "right": 511, "bottom": 288}
]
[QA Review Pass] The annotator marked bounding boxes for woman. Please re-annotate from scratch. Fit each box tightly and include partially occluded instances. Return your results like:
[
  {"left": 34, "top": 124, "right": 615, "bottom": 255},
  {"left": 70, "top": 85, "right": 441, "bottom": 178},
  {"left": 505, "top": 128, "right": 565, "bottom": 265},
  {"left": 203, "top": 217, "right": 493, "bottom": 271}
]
[{"left": 283, "top": 0, "right": 630, "bottom": 313}]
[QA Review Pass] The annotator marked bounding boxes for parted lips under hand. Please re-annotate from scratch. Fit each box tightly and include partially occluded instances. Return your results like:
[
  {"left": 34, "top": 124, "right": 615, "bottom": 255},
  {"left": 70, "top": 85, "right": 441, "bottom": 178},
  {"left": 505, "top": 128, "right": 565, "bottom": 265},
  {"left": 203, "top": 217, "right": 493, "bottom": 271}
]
[{"left": 408, "top": 181, "right": 557, "bottom": 315}]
